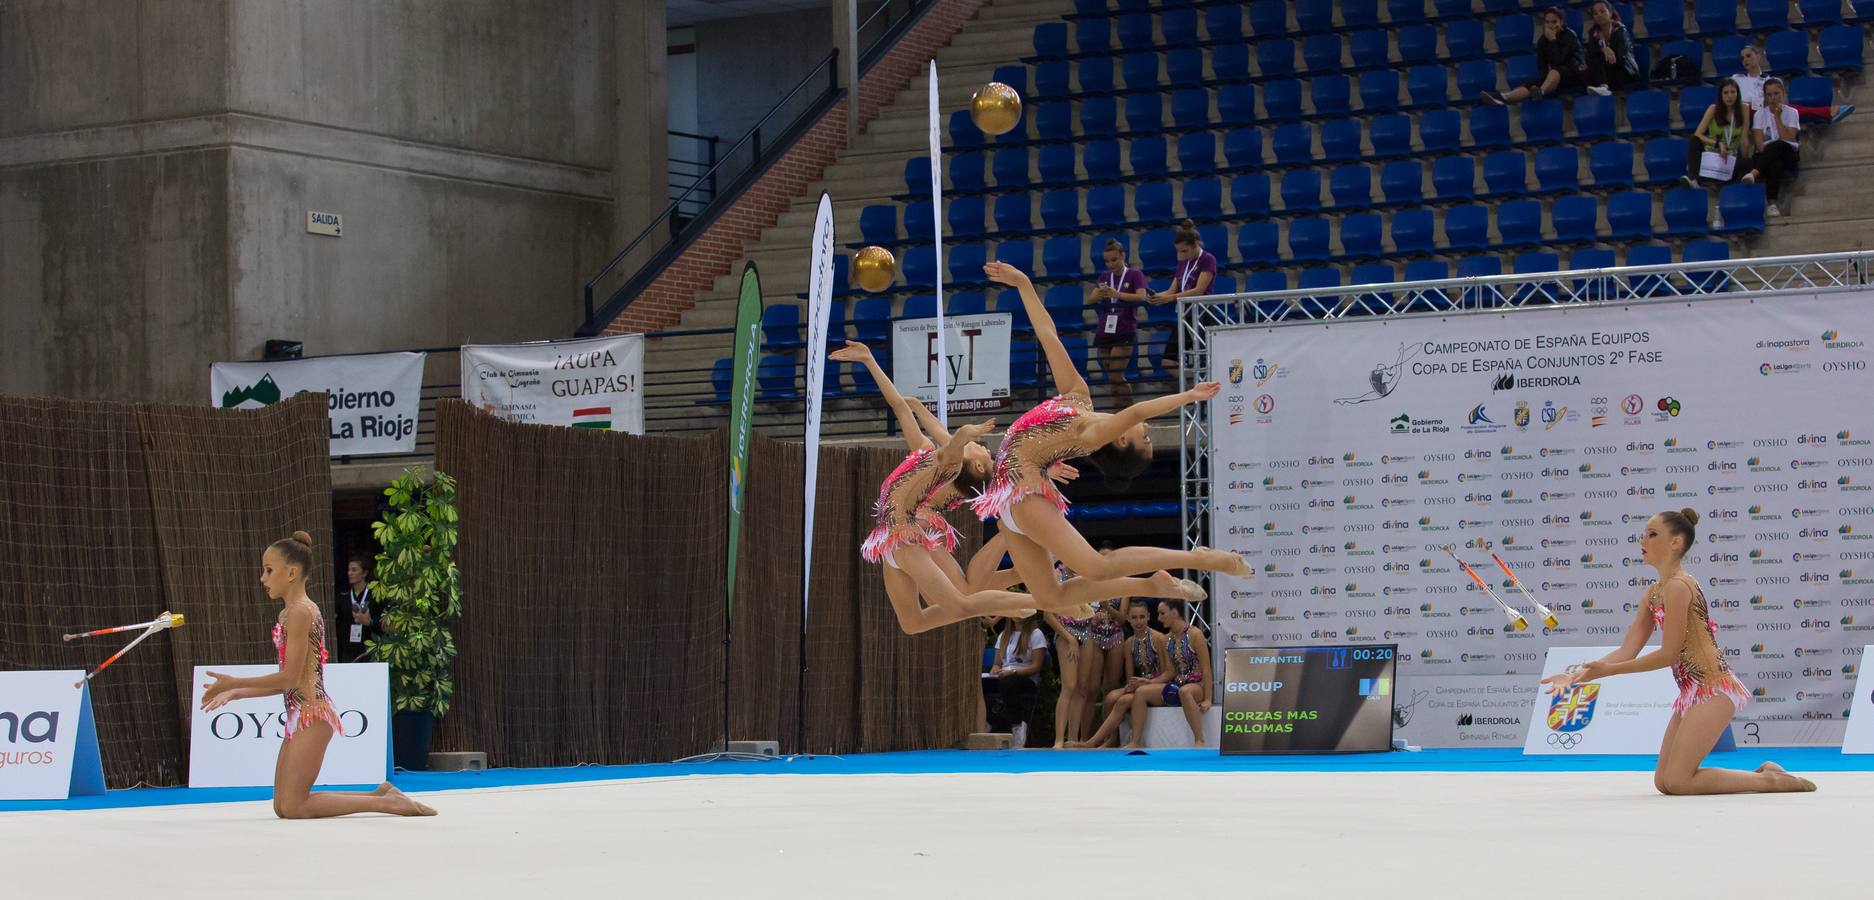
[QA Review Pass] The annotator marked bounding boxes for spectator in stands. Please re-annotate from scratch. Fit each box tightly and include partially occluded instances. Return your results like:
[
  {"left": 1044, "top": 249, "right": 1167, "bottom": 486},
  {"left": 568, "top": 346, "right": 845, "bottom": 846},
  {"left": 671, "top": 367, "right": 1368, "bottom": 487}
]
[
  {"left": 1146, "top": 220, "right": 1217, "bottom": 379},
  {"left": 1480, "top": 8, "right": 1583, "bottom": 105},
  {"left": 1741, "top": 77, "right": 1802, "bottom": 217},
  {"left": 1070, "top": 600, "right": 1167, "bottom": 749},
  {"left": 1580, "top": 1, "right": 1637, "bottom": 97},
  {"left": 338, "top": 556, "right": 379, "bottom": 662},
  {"left": 1734, "top": 44, "right": 1853, "bottom": 124},
  {"left": 983, "top": 612, "right": 1048, "bottom": 745},
  {"left": 1129, "top": 600, "right": 1212, "bottom": 747},
  {"left": 1684, "top": 79, "right": 1752, "bottom": 189},
  {"left": 1091, "top": 239, "right": 1148, "bottom": 409}
]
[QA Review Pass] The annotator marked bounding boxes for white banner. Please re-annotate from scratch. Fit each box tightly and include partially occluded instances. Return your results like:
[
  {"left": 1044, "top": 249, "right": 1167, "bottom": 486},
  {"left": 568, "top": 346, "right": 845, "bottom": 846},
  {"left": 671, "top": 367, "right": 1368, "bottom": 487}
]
[
  {"left": 0, "top": 672, "right": 105, "bottom": 800},
  {"left": 212, "top": 352, "right": 425, "bottom": 456},
  {"left": 892, "top": 312, "right": 1012, "bottom": 415},
  {"left": 1844, "top": 645, "right": 1874, "bottom": 751},
  {"left": 1391, "top": 673, "right": 1541, "bottom": 749},
  {"left": 1522, "top": 645, "right": 1679, "bottom": 754},
  {"left": 187, "top": 663, "right": 390, "bottom": 788},
  {"left": 803, "top": 193, "right": 835, "bottom": 622},
  {"left": 1210, "top": 292, "right": 1874, "bottom": 746},
  {"left": 928, "top": 58, "right": 947, "bottom": 428},
  {"left": 460, "top": 334, "right": 645, "bottom": 435}
]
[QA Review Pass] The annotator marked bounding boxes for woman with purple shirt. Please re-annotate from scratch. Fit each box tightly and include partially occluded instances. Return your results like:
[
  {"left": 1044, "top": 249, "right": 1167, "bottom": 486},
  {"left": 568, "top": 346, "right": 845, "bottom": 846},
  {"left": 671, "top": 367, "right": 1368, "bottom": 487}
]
[
  {"left": 1091, "top": 238, "right": 1149, "bottom": 408},
  {"left": 1147, "top": 221, "right": 1217, "bottom": 378}
]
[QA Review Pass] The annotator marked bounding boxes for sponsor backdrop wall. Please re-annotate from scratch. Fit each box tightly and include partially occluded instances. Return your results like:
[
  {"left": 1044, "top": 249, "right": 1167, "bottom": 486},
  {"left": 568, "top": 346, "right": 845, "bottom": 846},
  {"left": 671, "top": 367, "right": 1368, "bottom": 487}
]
[{"left": 1209, "top": 293, "right": 1874, "bottom": 747}]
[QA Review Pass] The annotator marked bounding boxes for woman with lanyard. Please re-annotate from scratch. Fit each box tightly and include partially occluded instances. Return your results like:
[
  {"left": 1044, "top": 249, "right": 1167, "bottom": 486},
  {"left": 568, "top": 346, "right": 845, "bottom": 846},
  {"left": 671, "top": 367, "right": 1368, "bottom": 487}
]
[
  {"left": 340, "top": 555, "right": 379, "bottom": 663},
  {"left": 1740, "top": 77, "right": 1801, "bottom": 218},
  {"left": 1733, "top": 44, "right": 1852, "bottom": 125},
  {"left": 1683, "top": 78, "right": 1751, "bottom": 212},
  {"left": 1091, "top": 238, "right": 1149, "bottom": 409},
  {"left": 1145, "top": 220, "right": 1216, "bottom": 380}
]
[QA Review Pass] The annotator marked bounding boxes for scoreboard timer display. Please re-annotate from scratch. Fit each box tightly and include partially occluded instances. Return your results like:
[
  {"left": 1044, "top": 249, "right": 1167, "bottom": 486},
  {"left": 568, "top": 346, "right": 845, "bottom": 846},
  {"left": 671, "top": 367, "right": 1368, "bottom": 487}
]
[{"left": 1220, "top": 646, "right": 1397, "bottom": 754}]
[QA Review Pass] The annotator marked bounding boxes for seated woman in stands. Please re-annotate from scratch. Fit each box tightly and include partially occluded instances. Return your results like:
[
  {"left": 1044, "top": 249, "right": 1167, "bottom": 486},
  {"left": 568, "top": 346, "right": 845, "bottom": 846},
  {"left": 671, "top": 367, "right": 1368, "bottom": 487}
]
[
  {"left": 1481, "top": 8, "right": 1583, "bottom": 105},
  {"left": 1740, "top": 77, "right": 1803, "bottom": 218},
  {"left": 1579, "top": 2, "right": 1637, "bottom": 97},
  {"left": 1732, "top": 44, "right": 1853, "bottom": 125},
  {"left": 1684, "top": 78, "right": 1752, "bottom": 188}
]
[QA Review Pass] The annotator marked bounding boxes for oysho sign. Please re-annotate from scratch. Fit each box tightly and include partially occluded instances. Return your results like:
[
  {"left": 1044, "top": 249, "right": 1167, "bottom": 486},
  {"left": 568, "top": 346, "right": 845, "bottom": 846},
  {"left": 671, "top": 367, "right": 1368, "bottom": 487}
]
[
  {"left": 460, "top": 334, "right": 645, "bottom": 434},
  {"left": 211, "top": 352, "right": 425, "bottom": 456},
  {"left": 0, "top": 671, "right": 105, "bottom": 800},
  {"left": 187, "top": 663, "right": 390, "bottom": 787}
]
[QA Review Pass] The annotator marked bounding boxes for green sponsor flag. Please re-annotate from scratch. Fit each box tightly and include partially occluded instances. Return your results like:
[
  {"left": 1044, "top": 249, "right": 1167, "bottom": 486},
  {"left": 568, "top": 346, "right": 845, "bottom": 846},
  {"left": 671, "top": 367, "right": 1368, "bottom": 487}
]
[{"left": 726, "top": 263, "right": 764, "bottom": 625}]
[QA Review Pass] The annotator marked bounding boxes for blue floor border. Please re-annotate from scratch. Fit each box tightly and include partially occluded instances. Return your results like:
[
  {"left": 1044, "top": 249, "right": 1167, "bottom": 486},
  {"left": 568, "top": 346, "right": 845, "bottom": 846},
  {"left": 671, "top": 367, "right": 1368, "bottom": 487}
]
[{"left": 6, "top": 746, "right": 1870, "bottom": 813}]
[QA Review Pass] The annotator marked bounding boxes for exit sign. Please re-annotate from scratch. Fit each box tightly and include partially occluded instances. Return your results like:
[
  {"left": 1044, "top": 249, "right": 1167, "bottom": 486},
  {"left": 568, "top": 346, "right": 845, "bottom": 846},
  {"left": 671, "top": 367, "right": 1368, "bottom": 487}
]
[{"left": 306, "top": 211, "right": 343, "bottom": 237}]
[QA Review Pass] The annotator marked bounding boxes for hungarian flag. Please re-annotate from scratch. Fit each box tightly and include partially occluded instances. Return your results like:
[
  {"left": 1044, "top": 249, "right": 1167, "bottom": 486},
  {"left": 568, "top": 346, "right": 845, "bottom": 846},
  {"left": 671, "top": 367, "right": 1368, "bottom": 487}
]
[{"left": 571, "top": 406, "right": 611, "bottom": 429}]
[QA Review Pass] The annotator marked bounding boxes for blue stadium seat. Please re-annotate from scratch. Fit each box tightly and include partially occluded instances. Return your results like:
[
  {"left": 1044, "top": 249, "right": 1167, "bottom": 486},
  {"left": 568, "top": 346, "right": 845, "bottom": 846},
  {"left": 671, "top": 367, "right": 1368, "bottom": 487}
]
[
  {"left": 1078, "top": 57, "right": 1115, "bottom": 95},
  {"left": 1183, "top": 177, "right": 1223, "bottom": 220},
  {"left": 1341, "top": 0, "right": 1380, "bottom": 28},
  {"left": 948, "top": 244, "right": 986, "bottom": 282},
  {"left": 1397, "top": 26, "right": 1437, "bottom": 65},
  {"left": 1281, "top": 168, "right": 1322, "bottom": 212},
  {"left": 1496, "top": 199, "right": 1543, "bottom": 247},
  {"left": 1800, "top": 0, "right": 1846, "bottom": 25},
  {"left": 1681, "top": 240, "right": 1731, "bottom": 291},
  {"left": 1198, "top": 225, "right": 1227, "bottom": 259},
  {"left": 1392, "top": 208, "right": 1436, "bottom": 254},
  {"left": 1389, "top": 0, "right": 1428, "bottom": 25},
  {"left": 1513, "top": 252, "right": 1561, "bottom": 303},
  {"left": 1360, "top": 70, "right": 1400, "bottom": 112},
  {"left": 860, "top": 204, "right": 897, "bottom": 244},
  {"left": 1678, "top": 86, "right": 1716, "bottom": 132},
  {"left": 1081, "top": 97, "right": 1118, "bottom": 137},
  {"left": 1207, "top": 274, "right": 1239, "bottom": 297},
  {"left": 1662, "top": 187, "right": 1708, "bottom": 235},
  {"left": 1130, "top": 135, "right": 1168, "bottom": 177},
  {"left": 1455, "top": 58, "right": 1497, "bottom": 99},
  {"left": 1789, "top": 76, "right": 1834, "bottom": 111},
  {"left": 1075, "top": 18, "right": 1112, "bottom": 56},
  {"left": 1036, "top": 144, "right": 1076, "bottom": 186},
  {"left": 1381, "top": 161, "right": 1425, "bottom": 205},
  {"left": 991, "top": 63, "right": 1026, "bottom": 98},
  {"left": 901, "top": 155, "right": 929, "bottom": 196},
  {"left": 1214, "top": 44, "right": 1251, "bottom": 82},
  {"left": 1237, "top": 220, "right": 1281, "bottom": 264},
  {"left": 950, "top": 196, "right": 985, "bottom": 238},
  {"left": 949, "top": 291, "right": 988, "bottom": 316},
  {"left": 1297, "top": 3, "right": 1335, "bottom": 32},
  {"left": 1419, "top": 108, "right": 1462, "bottom": 153},
  {"left": 1710, "top": 35, "right": 1749, "bottom": 72},
  {"left": 995, "top": 193, "right": 1035, "bottom": 234},
  {"left": 1087, "top": 185, "right": 1127, "bottom": 227},
  {"left": 1370, "top": 114, "right": 1411, "bottom": 157},
  {"left": 1084, "top": 140, "right": 1121, "bottom": 181},
  {"left": 1626, "top": 244, "right": 1675, "bottom": 295},
  {"left": 1245, "top": 269, "right": 1288, "bottom": 294},
  {"left": 1009, "top": 340, "right": 1040, "bottom": 387},
  {"left": 1042, "top": 236, "right": 1081, "bottom": 276},
  {"left": 1218, "top": 84, "right": 1256, "bottom": 126},
  {"left": 1274, "top": 123, "right": 1314, "bottom": 165},
  {"left": 1766, "top": 31, "right": 1810, "bottom": 74},
  {"left": 1134, "top": 181, "right": 1173, "bottom": 221},
  {"left": 1125, "top": 93, "right": 1164, "bottom": 133},
  {"left": 1820, "top": 27, "right": 1864, "bottom": 71},
  {"left": 1249, "top": 0, "right": 1287, "bottom": 36},
  {"left": 1352, "top": 29, "right": 1392, "bottom": 68},
  {"left": 1044, "top": 285, "right": 1087, "bottom": 328},
  {"left": 995, "top": 240, "right": 1034, "bottom": 272},
  {"left": 949, "top": 152, "right": 985, "bottom": 193},
  {"left": 851, "top": 297, "right": 893, "bottom": 344},
  {"left": 758, "top": 354, "right": 797, "bottom": 401},
  {"left": 1521, "top": 99, "right": 1564, "bottom": 143},
  {"left": 1444, "top": 204, "right": 1490, "bottom": 249},
  {"left": 1258, "top": 39, "right": 1297, "bottom": 79},
  {"left": 1232, "top": 173, "right": 1272, "bottom": 216},
  {"left": 1482, "top": 150, "right": 1527, "bottom": 197},
  {"left": 1206, "top": 4, "right": 1244, "bottom": 42},
  {"left": 1305, "top": 35, "right": 1344, "bottom": 73},
  {"left": 1606, "top": 191, "right": 1654, "bottom": 238},
  {"left": 1434, "top": 0, "right": 1474, "bottom": 19},
  {"left": 1694, "top": 0, "right": 1738, "bottom": 35},
  {"left": 707, "top": 358, "right": 734, "bottom": 404},
  {"left": 1034, "top": 104, "right": 1073, "bottom": 142},
  {"left": 1534, "top": 146, "right": 1579, "bottom": 192},
  {"left": 1625, "top": 90, "right": 1671, "bottom": 136},
  {"left": 1039, "top": 191, "right": 1080, "bottom": 230},
  {"left": 1221, "top": 128, "right": 1266, "bottom": 170},
  {"left": 1171, "top": 89, "right": 1210, "bottom": 129},
  {"left": 1297, "top": 265, "right": 1342, "bottom": 296},
  {"left": 950, "top": 110, "right": 984, "bottom": 149},
  {"left": 1331, "top": 165, "right": 1376, "bottom": 209},
  {"left": 1177, "top": 133, "right": 1217, "bottom": 175},
  {"left": 904, "top": 200, "right": 934, "bottom": 241},
  {"left": 1033, "top": 23, "right": 1068, "bottom": 59},
  {"left": 1644, "top": 2, "right": 1685, "bottom": 40},
  {"left": 902, "top": 247, "right": 936, "bottom": 287},
  {"left": 1504, "top": 55, "right": 1539, "bottom": 92},
  {"left": 1140, "top": 231, "right": 1177, "bottom": 270},
  {"left": 1432, "top": 155, "right": 1477, "bottom": 200},
  {"left": 1454, "top": 255, "right": 1503, "bottom": 306},
  {"left": 1469, "top": 104, "right": 1511, "bottom": 148},
  {"left": 1312, "top": 75, "right": 1353, "bottom": 117},
  {"left": 1322, "top": 118, "right": 1364, "bottom": 161},
  {"left": 762, "top": 303, "right": 803, "bottom": 350},
  {"left": 1643, "top": 138, "right": 1688, "bottom": 184},
  {"left": 1573, "top": 94, "right": 1615, "bottom": 140},
  {"left": 1447, "top": 21, "right": 1488, "bottom": 61},
  {"left": 1162, "top": 8, "right": 1199, "bottom": 45},
  {"left": 1122, "top": 52, "right": 1161, "bottom": 91},
  {"left": 993, "top": 148, "right": 1029, "bottom": 188},
  {"left": 1718, "top": 183, "right": 1767, "bottom": 232},
  {"left": 1589, "top": 141, "right": 1635, "bottom": 187},
  {"left": 1407, "top": 66, "right": 1447, "bottom": 108},
  {"left": 1568, "top": 247, "right": 1617, "bottom": 301},
  {"left": 1263, "top": 80, "right": 1303, "bottom": 119},
  {"left": 1550, "top": 194, "right": 1598, "bottom": 243},
  {"left": 1496, "top": 16, "right": 1535, "bottom": 54},
  {"left": 1341, "top": 213, "right": 1385, "bottom": 257},
  {"left": 1401, "top": 259, "right": 1452, "bottom": 309}
]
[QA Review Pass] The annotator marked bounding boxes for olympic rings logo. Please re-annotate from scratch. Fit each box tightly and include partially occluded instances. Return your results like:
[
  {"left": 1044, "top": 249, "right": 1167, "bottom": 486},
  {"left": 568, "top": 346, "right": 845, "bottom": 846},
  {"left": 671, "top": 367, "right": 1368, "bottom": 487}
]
[{"left": 1546, "top": 733, "right": 1583, "bottom": 750}]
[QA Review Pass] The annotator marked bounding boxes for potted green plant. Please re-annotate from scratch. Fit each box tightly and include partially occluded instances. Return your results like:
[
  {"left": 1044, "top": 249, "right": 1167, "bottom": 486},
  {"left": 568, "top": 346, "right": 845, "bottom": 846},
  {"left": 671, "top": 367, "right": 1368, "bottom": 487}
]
[{"left": 366, "top": 467, "right": 462, "bottom": 771}]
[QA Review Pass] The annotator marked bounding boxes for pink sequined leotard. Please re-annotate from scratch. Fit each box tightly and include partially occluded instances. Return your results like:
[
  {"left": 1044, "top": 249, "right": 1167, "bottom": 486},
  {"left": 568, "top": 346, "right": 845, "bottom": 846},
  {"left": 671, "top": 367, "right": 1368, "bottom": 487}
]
[
  {"left": 273, "top": 609, "right": 341, "bottom": 740},
  {"left": 969, "top": 394, "right": 1092, "bottom": 523},
  {"left": 1648, "top": 574, "right": 1748, "bottom": 713},
  {"left": 861, "top": 447, "right": 964, "bottom": 566}
]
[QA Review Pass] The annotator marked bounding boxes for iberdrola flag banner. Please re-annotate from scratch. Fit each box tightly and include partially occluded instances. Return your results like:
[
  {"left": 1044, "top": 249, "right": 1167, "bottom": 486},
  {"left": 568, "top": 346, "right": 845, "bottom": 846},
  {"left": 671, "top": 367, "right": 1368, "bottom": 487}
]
[{"left": 726, "top": 263, "right": 764, "bottom": 625}]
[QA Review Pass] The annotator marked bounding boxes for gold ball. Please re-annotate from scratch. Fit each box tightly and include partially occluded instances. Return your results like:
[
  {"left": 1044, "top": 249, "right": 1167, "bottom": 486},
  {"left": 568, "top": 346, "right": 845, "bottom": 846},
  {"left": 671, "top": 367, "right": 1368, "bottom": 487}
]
[
  {"left": 852, "top": 245, "right": 897, "bottom": 293},
  {"left": 969, "top": 82, "right": 1023, "bottom": 137}
]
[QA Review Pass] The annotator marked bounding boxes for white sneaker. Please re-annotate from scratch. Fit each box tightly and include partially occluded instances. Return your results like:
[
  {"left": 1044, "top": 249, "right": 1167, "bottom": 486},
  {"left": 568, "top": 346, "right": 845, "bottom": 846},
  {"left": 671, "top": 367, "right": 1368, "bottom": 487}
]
[
  {"left": 1712, "top": 211, "right": 1725, "bottom": 229},
  {"left": 1011, "top": 722, "right": 1027, "bottom": 747},
  {"left": 1587, "top": 85, "right": 1612, "bottom": 96},
  {"left": 1766, "top": 203, "right": 1781, "bottom": 217}
]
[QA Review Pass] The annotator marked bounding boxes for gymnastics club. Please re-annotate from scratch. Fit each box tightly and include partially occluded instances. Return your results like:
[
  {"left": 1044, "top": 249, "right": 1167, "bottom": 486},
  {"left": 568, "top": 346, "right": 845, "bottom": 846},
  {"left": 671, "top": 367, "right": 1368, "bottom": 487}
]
[
  {"left": 65, "top": 611, "right": 185, "bottom": 688},
  {"left": 1491, "top": 552, "right": 1559, "bottom": 629},
  {"left": 1439, "top": 546, "right": 1528, "bottom": 632}
]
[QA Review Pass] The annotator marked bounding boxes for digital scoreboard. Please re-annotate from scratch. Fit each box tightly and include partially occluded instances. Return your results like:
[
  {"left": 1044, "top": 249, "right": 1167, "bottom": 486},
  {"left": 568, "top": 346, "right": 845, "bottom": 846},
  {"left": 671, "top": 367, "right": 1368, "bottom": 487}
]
[{"left": 1220, "top": 646, "right": 1397, "bottom": 754}]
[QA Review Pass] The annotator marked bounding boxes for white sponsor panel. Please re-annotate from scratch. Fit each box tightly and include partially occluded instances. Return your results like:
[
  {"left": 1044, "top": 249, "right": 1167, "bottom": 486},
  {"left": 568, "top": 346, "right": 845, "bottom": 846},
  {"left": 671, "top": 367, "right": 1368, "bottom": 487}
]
[
  {"left": 460, "top": 334, "right": 645, "bottom": 435},
  {"left": 803, "top": 194, "right": 836, "bottom": 621},
  {"left": 1210, "top": 292, "right": 1874, "bottom": 744},
  {"left": 0, "top": 672, "right": 105, "bottom": 800},
  {"left": 928, "top": 59, "right": 948, "bottom": 427},
  {"left": 1393, "top": 674, "right": 1542, "bottom": 749},
  {"left": 187, "top": 663, "right": 390, "bottom": 788},
  {"left": 212, "top": 352, "right": 425, "bottom": 455},
  {"left": 892, "top": 312, "right": 1012, "bottom": 415},
  {"left": 1845, "top": 644, "right": 1874, "bottom": 752},
  {"left": 1522, "top": 646, "right": 1680, "bottom": 754}
]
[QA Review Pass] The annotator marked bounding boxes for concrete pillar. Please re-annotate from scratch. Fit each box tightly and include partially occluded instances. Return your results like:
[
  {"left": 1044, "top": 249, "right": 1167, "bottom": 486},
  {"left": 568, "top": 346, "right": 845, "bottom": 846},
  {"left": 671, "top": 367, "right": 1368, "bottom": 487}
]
[
  {"left": 615, "top": 0, "right": 670, "bottom": 265},
  {"left": 832, "top": 0, "right": 860, "bottom": 143}
]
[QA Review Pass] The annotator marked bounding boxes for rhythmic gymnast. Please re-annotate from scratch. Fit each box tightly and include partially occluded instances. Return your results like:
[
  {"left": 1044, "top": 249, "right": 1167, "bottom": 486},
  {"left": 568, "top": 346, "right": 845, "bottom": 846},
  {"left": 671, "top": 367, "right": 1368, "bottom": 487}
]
[
  {"left": 833, "top": 342, "right": 1202, "bottom": 634},
  {"left": 200, "top": 532, "right": 436, "bottom": 818},
  {"left": 1541, "top": 509, "right": 1815, "bottom": 795},
  {"left": 970, "top": 263, "right": 1253, "bottom": 593}
]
